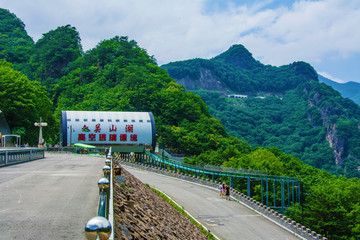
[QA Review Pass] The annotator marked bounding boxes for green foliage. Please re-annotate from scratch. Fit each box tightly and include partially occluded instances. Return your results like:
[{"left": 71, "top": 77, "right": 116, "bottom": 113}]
[
  {"left": 52, "top": 36, "right": 228, "bottom": 155},
  {"left": 0, "top": 9, "right": 34, "bottom": 68},
  {"left": 24, "top": 25, "right": 83, "bottom": 93},
  {"left": 163, "top": 46, "right": 360, "bottom": 178},
  {"left": 0, "top": 60, "right": 57, "bottom": 144}
]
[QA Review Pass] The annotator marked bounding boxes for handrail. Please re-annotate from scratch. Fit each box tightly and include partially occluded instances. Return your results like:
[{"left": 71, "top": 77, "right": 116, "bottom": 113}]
[
  {"left": 46, "top": 146, "right": 107, "bottom": 155},
  {"left": 146, "top": 151, "right": 299, "bottom": 182},
  {"left": 85, "top": 148, "right": 114, "bottom": 240},
  {"left": 0, "top": 148, "right": 45, "bottom": 167}
]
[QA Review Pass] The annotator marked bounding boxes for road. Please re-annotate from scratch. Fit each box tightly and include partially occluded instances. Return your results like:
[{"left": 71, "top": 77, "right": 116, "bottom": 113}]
[
  {"left": 0, "top": 154, "right": 105, "bottom": 240},
  {"left": 123, "top": 166, "right": 300, "bottom": 240}
]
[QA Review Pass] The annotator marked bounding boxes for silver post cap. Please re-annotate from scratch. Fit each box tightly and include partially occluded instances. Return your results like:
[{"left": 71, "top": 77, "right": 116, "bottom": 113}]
[
  {"left": 102, "top": 165, "right": 111, "bottom": 174},
  {"left": 98, "top": 178, "right": 110, "bottom": 189},
  {"left": 85, "top": 216, "right": 112, "bottom": 240}
]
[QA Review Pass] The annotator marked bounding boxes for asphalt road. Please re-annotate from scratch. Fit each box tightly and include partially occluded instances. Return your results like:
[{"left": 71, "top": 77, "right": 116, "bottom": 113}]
[
  {"left": 0, "top": 154, "right": 105, "bottom": 240},
  {"left": 123, "top": 166, "right": 300, "bottom": 240}
]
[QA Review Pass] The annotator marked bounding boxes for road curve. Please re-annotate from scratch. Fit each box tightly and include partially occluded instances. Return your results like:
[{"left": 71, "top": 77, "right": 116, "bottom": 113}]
[
  {"left": 0, "top": 154, "right": 105, "bottom": 240},
  {"left": 123, "top": 165, "right": 300, "bottom": 240}
]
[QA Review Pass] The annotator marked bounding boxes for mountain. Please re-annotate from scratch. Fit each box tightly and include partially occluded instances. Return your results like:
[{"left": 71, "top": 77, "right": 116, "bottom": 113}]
[
  {"left": 162, "top": 44, "right": 360, "bottom": 178},
  {"left": 0, "top": 9, "right": 34, "bottom": 68},
  {"left": 3, "top": 8, "right": 360, "bottom": 238},
  {"left": 318, "top": 74, "right": 360, "bottom": 105}
]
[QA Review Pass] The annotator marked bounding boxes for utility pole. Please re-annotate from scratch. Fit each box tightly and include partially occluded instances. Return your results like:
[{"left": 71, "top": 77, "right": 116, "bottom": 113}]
[{"left": 34, "top": 117, "right": 47, "bottom": 148}]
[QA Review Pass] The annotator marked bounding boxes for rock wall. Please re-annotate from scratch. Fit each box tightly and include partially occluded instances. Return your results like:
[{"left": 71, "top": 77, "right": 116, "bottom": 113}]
[
  {"left": 176, "top": 67, "right": 227, "bottom": 92},
  {"left": 326, "top": 123, "right": 344, "bottom": 167},
  {"left": 113, "top": 165, "right": 209, "bottom": 240}
]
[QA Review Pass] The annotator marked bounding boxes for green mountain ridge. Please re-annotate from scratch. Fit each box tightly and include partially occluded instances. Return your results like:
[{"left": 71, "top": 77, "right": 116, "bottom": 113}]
[
  {"left": 318, "top": 74, "right": 360, "bottom": 106},
  {"left": 2, "top": 8, "right": 360, "bottom": 239},
  {"left": 162, "top": 44, "right": 360, "bottom": 178}
]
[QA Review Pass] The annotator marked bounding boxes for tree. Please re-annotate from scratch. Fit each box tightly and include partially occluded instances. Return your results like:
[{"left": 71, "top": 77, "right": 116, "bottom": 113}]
[
  {"left": 26, "top": 25, "right": 83, "bottom": 90},
  {"left": 0, "top": 8, "right": 34, "bottom": 67},
  {"left": 0, "top": 60, "right": 56, "bottom": 144}
]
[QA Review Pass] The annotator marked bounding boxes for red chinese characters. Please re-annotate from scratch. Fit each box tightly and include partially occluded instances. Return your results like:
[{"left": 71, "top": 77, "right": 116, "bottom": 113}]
[
  {"left": 94, "top": 124, "right": 101, "bottom": 133},
  {"left": 130, "top": 134, "right": 138, "bottom": 141},
  {"left": 109, "top": 124, "right": 117, "bottom": 132},
  {"left": 125, "top": 125, "right": 133, "bottom": 133},
  {"left": 89, "top": 133, "right": 96, "bottom": 141},
  {"left": 99, "top": 134, "right": 106, "bottom": 141},
  {"left": 109, "top": 134, "right": 117, "bottom": 141},
  {"left": 78, "top": 134, "right": 85, "bottom": 141},
  {"left": 120, "top": 134, "right": 127, "bottom": 141},
  {"left": 76, "top": 123, "right": 139, "bottom": 143}
]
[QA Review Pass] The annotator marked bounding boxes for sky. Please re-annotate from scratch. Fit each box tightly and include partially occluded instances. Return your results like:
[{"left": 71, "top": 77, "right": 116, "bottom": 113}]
[{"left": 1, "top": 0, "right": 359, "bottom": 83}]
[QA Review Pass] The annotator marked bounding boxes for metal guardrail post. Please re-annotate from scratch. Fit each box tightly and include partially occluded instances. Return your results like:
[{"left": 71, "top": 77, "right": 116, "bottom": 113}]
[
  {"left": 85, "top": 216, "right": 112, "bottom": 240},
  {"left": 103, "top": 165, "right": 111, "bottom": 180},
  {"left": 5, "top": 150, "right": 8, "bottom": 165},
  {"left": 85, "top": 148, "right": 113, "bottom": 240},
  {"left": 97, "top": 178, "right": 110, "bottom": 218}
]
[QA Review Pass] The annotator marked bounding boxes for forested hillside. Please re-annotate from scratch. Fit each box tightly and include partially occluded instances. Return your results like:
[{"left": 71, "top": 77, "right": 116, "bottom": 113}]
[
  {"left": 162, "top": 45, "right": 360, "bottom": 178},
  {"left": 319, "top": 74, "right": 360, "bottom": 106},
  {"left": 1, "top": 8, "right": 360, "bottom": 239}
]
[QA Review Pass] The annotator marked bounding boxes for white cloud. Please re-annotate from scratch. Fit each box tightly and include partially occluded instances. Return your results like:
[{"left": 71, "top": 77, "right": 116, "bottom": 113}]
[
  {"left": 318, "top": 71, "right": 346, "bottom": 83},
  {"left": 1, "top": 0, "right": 359, "bottom": 81}
]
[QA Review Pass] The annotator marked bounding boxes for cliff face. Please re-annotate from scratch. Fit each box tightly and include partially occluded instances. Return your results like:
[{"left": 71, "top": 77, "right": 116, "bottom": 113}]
[
  {"left": 326, "top": 123, "right": 345, "bottom": 167},
  {"left": 176, "top": 67, "right": 227, "bottom": 92},
  {"left": 308, "top": 89, "right": 345, "bottom": 167}
]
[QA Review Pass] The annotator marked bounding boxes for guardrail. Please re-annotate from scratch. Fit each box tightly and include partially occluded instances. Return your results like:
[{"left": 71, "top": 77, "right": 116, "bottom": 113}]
[
  {"left": 0, "top": 148, "right": 45, "bottom": 167},
  {"left": 85, "top": 149, "right": 114, "bottom": 240},
  {"left": 46, "top": 146, "right": 107, "bottom": 155},
  {"left": 117, "top": 157, "right": 328, "bottom": 240}
]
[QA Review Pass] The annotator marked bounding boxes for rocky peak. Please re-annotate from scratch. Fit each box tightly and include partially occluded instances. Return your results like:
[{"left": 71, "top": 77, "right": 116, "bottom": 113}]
[
  {"left": 290, "top": 61, "right": 318, "bottom": 82},
  {"left": 212, "top": 44, "right": 262, "bottom": 70},
  {"left": 176, "top": 67, "right": 228, "bottom": 91}
]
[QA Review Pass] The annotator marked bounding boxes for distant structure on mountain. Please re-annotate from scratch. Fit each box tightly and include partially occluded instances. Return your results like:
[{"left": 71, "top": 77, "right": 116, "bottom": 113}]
[{"left": 227, "top": 94, "right": 248, "bottom": 99}]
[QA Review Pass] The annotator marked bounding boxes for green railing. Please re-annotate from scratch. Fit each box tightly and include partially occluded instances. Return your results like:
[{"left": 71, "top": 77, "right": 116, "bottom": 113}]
[
  {"left": 85, "top": 150, "right": 113, "bottom": 240},
  {"left": 118, "top": 151, "right": 301, "bottom": 213},
  {"left": 146, "top": 151, "right": 298, "bottom": 182}
]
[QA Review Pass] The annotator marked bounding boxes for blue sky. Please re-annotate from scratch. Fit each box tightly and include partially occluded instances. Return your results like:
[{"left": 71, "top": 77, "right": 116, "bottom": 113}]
[{"left": 1, "top": 0, "right": 359, "bottom": 83}]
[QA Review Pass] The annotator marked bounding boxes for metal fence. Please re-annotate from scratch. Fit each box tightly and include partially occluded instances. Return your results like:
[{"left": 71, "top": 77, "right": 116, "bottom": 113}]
[
  {"left": 46, "top": 147, "right": 108, "bottom": 155},
  {"left": 0, "top": 148, "right": 45, "bottom": 167}
]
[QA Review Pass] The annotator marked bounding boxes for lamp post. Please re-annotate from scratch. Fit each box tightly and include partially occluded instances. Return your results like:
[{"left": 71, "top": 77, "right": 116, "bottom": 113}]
[
  {"left": 301, "top": 191, "right": 310, "bottom": 226},
  {"left": 162, "top": 137, "right": 165, "bottom": 160},
  {"left": 296, "top": 180, "right": 310, "bottom": 226},
  {"left": 34, "top": 117, "right": 47, "bottom": 148}
]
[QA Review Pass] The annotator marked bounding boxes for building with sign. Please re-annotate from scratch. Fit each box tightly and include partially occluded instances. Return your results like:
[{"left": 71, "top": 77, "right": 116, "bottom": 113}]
[{"left": 60, "top": 111, "right": 156, "bottom": 152}]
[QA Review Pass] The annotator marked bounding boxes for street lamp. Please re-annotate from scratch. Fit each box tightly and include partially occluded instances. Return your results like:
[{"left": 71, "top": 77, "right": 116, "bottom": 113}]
[
  {"left": 296, "top": 181, "right": 310, "bottom": 226},
  {"left": 302, "top": 191, "right": 311, "bottom": 226},
  {"left": 34, "top": 117, "right": 47, "bottom": 148}
]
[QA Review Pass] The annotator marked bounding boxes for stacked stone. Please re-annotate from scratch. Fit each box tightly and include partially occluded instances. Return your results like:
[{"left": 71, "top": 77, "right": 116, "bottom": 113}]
[{"left": 113, "top": 166, "right": 209, "bottom": 240}]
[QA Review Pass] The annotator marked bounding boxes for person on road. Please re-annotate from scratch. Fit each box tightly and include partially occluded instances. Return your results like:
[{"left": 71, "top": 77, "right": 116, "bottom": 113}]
[
  {"left": 226, "top": 184, "right": 230, "bottom": 200},
  {"left": 222, "top": 182, "right": 226, "bottom": 197},
  {"left": 219, "top": 183, "right": 223, "bottom": 197}
]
